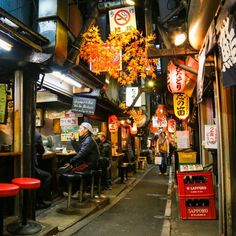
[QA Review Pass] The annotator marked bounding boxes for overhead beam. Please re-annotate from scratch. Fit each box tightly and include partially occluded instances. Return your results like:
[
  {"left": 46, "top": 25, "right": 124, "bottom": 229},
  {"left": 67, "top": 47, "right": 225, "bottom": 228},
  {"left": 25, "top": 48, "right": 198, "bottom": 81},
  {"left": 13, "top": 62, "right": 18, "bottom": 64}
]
[{"left": 147, "top": 46, "right": 199, "bottom": 58}]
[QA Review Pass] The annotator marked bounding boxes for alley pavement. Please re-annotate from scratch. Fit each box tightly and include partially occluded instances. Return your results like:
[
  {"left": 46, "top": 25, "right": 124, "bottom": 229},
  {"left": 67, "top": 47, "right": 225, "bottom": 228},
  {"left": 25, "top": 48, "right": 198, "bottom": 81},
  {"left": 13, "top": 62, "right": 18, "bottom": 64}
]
[{"left": 3, "top": 164, "right": 219, "bottom": 236}]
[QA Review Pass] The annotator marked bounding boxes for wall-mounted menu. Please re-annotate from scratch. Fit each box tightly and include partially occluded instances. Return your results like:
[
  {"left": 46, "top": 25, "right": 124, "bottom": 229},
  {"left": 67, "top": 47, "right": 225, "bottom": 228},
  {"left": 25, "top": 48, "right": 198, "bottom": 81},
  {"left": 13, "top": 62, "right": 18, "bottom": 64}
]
[
  {"left": 0, "top": 84, "right": 7, "bottom": 124},
  {"left": 72, "top": 96, "right": 96, "bottom": 115}
]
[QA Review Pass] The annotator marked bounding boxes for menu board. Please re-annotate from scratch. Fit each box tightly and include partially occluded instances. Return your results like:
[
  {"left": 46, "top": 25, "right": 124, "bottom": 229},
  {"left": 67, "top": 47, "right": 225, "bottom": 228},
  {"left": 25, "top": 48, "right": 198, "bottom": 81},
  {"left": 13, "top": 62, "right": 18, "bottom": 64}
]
[
  {"left": 176, "top": 130, "right": 190, "bottom": 149},
  {"left": 72, "top": 96, "right": 96, "bottom": 115},
  {"left": 0, "top": 84, "right": 7, "bottom": 124}
]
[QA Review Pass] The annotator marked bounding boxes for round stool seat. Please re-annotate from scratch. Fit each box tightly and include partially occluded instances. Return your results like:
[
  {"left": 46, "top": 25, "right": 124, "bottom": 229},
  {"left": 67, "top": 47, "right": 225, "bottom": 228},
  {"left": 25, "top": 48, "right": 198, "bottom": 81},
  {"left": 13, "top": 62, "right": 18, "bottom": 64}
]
[
  {"left": 12, "top": 178, "right": 41, "bottom": 189},
  {"left": 0, "top": 183, "right": 20, "bottom": 197},
  {"left": 61, "top": 173, "right": 82, "bottom": 182}
]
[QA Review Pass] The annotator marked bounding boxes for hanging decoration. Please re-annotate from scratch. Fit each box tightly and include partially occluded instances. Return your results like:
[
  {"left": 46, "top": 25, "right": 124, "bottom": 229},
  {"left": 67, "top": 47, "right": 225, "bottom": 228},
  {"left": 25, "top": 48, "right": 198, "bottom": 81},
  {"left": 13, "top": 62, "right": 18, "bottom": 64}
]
[
  {"left": 157, "top": 115, "right": 167, "bottom": 128},
  {"left": 167, "top": 60, "right": 186, "bottom": 93},
  {"left": 168, "top": 118, "right": 176, "bottom": 133},
  {"left": 108, "top": 115, "right": 120, "bottom": 133},
  {"left": 129, "top": 108, "right": 146, "bottom": 127},
  {"left": 173, "top": 93, "right": 190, "bottom": 120},
  {"left": 79, "top": 26, "right": 158, "bottom": 85}
]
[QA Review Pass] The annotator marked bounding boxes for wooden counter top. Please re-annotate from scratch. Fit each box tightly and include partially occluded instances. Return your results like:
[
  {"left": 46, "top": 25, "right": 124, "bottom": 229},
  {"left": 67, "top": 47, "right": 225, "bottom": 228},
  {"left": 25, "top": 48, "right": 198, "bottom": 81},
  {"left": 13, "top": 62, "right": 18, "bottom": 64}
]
[
  {"left": 0, "top": 152, "right": 21, "bottom": 157},
  {"left": 42, "top": 151, "right": 56, "bottom": 159},
  {"left": 112, "top": 153, "right": 125, "bottom": 157},
  {"left": 55, "top": 151, "right": 76, "bottom": 156}
]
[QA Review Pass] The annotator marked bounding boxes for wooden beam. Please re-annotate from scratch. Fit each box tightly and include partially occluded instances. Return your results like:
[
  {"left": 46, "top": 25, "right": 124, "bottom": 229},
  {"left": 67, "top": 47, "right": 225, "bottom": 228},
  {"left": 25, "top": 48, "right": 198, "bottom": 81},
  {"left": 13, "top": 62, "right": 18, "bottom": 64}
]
[{"left": 147, "top": 46, "right": 199, "bottom": 58}]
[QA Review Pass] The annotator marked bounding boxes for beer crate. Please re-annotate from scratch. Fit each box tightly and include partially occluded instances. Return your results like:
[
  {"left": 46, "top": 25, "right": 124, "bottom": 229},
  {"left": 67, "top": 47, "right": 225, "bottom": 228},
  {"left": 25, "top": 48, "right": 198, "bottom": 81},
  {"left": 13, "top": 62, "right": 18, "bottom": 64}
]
[
  {"left": 179, "top": 196, "right": 216, "bottom": 220},
  {"left": 177, "top": 171, "right": 214, "bottom": 196}
]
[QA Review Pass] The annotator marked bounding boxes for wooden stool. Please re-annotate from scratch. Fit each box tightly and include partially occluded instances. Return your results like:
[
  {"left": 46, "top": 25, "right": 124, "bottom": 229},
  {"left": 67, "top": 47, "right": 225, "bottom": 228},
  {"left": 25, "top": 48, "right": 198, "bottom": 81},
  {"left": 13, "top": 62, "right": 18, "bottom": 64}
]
[
  {"left": 0, "top": 183, "right": 20, "bottom": 236},
  {"left": 7, "top": 178, "right": 42, "bottom": 235}
]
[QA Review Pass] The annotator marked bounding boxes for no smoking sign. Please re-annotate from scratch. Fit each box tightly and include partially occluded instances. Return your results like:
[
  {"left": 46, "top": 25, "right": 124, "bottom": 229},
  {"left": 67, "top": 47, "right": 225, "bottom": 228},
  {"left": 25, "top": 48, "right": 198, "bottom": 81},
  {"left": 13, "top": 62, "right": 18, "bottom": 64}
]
[{"left": 109, "top": 6, "right": 137, "bottom": 33}]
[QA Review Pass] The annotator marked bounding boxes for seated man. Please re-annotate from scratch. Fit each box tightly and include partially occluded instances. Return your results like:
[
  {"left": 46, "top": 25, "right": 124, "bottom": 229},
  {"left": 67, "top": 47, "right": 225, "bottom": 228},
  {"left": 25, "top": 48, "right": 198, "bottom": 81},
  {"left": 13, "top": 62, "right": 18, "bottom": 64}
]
[{"left": 34, "top": 132, "right": 52, "bottom": 209}]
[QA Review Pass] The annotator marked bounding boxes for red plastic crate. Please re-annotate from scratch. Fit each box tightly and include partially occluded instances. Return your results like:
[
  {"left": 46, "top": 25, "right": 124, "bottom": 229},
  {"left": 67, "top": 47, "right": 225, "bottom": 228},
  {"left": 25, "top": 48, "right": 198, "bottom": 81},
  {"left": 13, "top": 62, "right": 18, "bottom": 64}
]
[
  {"left": 179, "top": 196, "right": 216, "bottom": 220},
  {"left": 177, "top": 171, "right": 214, "bottom": 196}
]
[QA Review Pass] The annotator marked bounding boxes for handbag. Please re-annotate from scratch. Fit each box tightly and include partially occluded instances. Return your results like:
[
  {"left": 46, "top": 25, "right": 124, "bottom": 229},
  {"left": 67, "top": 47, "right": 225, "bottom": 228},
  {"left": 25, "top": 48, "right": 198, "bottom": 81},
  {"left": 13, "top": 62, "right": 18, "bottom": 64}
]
[{"left": 154, "top": 156, "right": 162, "bottom": 165}]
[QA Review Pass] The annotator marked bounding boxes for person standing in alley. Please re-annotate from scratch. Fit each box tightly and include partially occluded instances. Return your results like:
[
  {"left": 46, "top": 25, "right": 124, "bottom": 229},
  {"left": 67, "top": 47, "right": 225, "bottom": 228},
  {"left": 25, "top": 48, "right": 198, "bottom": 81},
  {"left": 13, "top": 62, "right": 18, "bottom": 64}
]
[
  {"left": 34, "top": 131, "right": 52, "bottom": 209},
  {"left": 155, "top": 132, "right": 169, "bottom": 175},
  {"left": 97, "top": 132, "right": 112, "bottom": 190}
]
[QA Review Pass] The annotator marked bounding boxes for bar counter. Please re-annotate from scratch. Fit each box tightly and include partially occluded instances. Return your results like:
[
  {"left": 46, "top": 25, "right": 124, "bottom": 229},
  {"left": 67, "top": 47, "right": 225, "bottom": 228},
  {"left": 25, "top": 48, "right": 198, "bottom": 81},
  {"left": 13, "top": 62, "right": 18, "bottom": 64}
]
[{"left": 0, "top": 152, "right": 21, "bottom": 157}]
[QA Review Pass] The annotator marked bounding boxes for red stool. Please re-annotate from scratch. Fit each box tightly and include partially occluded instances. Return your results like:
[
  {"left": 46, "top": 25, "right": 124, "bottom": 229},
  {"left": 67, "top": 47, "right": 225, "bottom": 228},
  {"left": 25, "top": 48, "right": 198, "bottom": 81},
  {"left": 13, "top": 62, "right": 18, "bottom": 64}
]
[
  {"left": 0, "top": 183, "right": 20, "bottom": 236},
  {"left": 7, "top": 178, "right": 41, "bottom": 235}
]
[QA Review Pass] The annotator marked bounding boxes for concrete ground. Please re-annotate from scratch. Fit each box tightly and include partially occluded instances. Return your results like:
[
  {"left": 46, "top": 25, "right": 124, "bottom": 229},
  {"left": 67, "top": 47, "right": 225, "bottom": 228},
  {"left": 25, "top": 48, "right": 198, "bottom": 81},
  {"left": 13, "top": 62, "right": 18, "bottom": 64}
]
[{"left": 3, "top": 165, "right": 219, "bottom": 236}]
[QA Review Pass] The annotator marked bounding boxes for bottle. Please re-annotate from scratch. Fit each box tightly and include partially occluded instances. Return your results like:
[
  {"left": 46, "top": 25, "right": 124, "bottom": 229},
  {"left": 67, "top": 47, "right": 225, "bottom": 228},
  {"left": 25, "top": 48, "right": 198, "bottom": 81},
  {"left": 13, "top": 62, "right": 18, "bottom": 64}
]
[{"left": 184, "top": 176, "right": 190, "bottom": 184}]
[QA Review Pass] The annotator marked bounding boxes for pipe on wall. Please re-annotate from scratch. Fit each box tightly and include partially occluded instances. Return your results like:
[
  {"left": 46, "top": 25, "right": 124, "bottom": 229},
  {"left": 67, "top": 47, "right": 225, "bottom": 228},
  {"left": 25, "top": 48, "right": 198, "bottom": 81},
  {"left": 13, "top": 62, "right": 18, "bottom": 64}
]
[{"left": 188, "top": 0, "right": 221, "bottom": 50}]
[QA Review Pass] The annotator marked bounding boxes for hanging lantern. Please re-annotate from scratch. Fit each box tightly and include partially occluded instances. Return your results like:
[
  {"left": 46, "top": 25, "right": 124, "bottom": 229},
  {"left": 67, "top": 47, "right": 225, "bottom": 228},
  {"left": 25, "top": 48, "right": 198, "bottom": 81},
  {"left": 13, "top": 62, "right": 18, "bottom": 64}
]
[
  {"left": 168, "top": 118, "right": 176, "bottom": 133},
  {"left": 167, "top": 60, "right": 186, "bottom": 93},
  {"left": 155, "top": 104, "right": 166, "bottom": 118},
  {"left": 173, "top": 93, "right": 189, "bottom": 120},
  {"left": 130, "top": 123, "right": 138, "bottom": 135},
  {"left": 108, "top": 115, "right": 120, "bottom": 133},
  {"left": 157, "top": 115, "right": 167, "bottom": 128},
  {"left": 184, "top": 56, "right": 199, "bottom": 97}
]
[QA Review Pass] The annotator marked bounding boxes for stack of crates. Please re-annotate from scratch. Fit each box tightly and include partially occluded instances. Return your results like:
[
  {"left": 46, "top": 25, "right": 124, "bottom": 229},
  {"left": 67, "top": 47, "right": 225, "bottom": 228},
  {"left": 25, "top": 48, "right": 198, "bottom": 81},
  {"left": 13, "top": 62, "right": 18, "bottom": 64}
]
[{"left": 177, "top": 171, "right": 216, "bottom": 219}]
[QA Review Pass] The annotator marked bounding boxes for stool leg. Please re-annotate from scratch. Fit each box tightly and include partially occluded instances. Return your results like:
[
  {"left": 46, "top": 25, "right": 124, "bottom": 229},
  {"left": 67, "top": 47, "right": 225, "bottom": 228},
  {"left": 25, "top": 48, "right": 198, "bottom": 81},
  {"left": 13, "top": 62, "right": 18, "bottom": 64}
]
[
  {"left": 79, "top": 178, "right": 83, "bottom": 203},
  {"left": 98, "top": 174, "right": 101, "bottom": 196},
  {"left": 0, "top": 203, "right": 3, "bottom": 236},
  {"left": 90, "top": 175, "right": 94, "bottom": 198},
  {"left": 22, "top": 190, "right": 28, "bottom": 226},
  {"left": 67, "top": 183, "right": 72, "bottom": 209}
]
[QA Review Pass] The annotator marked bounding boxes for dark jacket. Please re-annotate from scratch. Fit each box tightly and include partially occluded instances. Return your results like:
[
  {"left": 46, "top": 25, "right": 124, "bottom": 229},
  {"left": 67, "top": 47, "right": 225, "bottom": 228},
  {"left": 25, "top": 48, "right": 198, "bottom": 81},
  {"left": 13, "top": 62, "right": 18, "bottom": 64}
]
[
  {"left": 35, "top": 132, "right": 45, "bottom": 167},
  {"left": 99, "top": 140, "right": 112, "bottom": 161},
  {"left": 70, "top": 133, "right": 99, "bottom": 170}
]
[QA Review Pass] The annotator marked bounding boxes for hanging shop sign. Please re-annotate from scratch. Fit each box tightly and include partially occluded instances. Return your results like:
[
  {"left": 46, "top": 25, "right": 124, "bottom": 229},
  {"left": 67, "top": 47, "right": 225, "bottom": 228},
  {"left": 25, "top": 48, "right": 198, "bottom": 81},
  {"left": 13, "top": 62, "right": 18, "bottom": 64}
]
[
  {"left": 176, "top": 130, "right": 190, "bottom": 149},
  {"left": 167, "top": 60, "right": 186, "bottom": 94},
  {"left": 219, "top": 14, "right": 236, "bottom": 87},
  {"left": 108, "top": 115, "right": 120, "bottom": 133},
  {"left": 126, "top": 87, "right": 142, "bottom": 107},
  {"left": 72, "top": 96, "right": 96, "bottom": 115},
  {"left": 109, "top": 6, "right": 137, "bottom": 33},
  {"left": 168, "top": 119, "right": 176, "bottom": 133},
  {"left": 174, "top": 93, "right": 189, "bottom": 120},
  {"left": 204, "top": 125, "right": 217, "bottom": 149}
]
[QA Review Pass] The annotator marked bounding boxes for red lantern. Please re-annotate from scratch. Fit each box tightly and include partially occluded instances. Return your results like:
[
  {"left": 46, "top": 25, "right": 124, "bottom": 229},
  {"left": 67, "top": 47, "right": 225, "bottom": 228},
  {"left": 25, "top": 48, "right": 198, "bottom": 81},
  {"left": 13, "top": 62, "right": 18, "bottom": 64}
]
[
  {"left": 167, "top": 60, "right": 186, "bottom": 93},
  {"left": 130, "top": 123, "right": 138, "bottom": 135},
  {"left": 108, "top": 115, "right": 120, "bottom": 133},
  {"left": 168, "top": 119, "right": 176, "bottom": 133},
  {"left": 155, "top": 104, "right": 166, "bottom": 118}
]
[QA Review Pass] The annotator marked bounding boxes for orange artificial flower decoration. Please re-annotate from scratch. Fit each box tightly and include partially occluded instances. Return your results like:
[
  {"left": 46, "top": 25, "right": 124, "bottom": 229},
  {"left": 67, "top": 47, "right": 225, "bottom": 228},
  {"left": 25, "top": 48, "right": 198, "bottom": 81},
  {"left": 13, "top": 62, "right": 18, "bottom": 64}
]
[{"left": 79, "top": 26, "right": 159, "bottom": 85}]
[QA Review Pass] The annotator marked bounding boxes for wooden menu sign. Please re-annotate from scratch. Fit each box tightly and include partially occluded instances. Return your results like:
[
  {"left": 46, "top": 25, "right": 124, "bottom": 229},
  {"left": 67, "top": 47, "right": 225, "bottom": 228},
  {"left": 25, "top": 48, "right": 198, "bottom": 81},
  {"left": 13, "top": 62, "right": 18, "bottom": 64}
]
[{"left": 72, "top": 96, "right": 96, "bottom": 115}]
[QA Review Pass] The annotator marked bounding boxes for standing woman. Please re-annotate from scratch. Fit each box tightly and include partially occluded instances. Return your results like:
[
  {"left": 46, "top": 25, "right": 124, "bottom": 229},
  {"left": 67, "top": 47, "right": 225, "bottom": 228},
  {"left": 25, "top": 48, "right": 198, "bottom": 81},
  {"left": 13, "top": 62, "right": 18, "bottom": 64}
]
[{"left": 155, "top": 132, "right": 169, "bottom": 175}]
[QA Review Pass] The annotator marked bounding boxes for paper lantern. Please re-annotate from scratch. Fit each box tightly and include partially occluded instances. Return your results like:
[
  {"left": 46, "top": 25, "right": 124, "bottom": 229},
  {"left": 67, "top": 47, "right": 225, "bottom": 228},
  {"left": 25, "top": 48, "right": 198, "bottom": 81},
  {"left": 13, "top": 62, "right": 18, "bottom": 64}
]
[
  {"left": 173, "top": 93, "right": 189, "bottom": 120},
  {"left": 168, "top": 118, "right": 176, "bottom": 133},
  {"left": 130, "top": 123, "right": 138, "bottom": 135},
  {"left": 108, "top": 115, "right": 120, "bottom": 133},
  {"left": 157, "top": 115, "right": 167, "bottom": 128},
  {"left": 167, "top": 60, "right": 186, "bottom": 93},
  {"left": 155, "top": 104, "right": 166, "bottom": 118}
]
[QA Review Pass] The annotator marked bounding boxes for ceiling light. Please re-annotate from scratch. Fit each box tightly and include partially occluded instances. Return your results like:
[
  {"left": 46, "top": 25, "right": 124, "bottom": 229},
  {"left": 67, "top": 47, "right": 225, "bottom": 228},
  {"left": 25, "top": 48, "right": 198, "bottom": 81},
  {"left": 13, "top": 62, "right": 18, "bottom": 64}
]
[
  {"left": 147, "top": 80, "right": 154, "bottom": 87},
  {"left": 174, "top": 32, "right": 187, "bottom": 46},
  {"left": 0, "top": 38, "right": 13, "bottom": 51},
  {"left": 125, "top": 0, "right": 135, "bottom": 5},
  {"left": 52, "top": 71, "right": 82, "bottom": 88}
]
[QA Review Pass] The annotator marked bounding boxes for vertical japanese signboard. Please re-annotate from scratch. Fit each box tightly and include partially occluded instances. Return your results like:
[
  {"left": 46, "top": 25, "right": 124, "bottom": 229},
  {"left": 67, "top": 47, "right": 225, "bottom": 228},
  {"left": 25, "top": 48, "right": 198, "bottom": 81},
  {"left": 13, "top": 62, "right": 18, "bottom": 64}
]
[
  {"left": 205, "top": 125, "right": 217, "bottom": 149},
  {"left": 174, "top": 93, "right": 189, "bottom": 120},
  {"left": 0, "top": 84, "right": 7, "bottom": 124},
  {"left": 109, "top": 6, "right": 137, "bottom": 33}
]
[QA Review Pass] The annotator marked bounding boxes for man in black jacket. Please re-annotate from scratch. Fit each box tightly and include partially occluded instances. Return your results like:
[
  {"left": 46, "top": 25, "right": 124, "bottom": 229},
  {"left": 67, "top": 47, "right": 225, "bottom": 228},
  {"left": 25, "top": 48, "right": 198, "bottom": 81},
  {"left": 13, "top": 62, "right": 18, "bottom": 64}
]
[
  {"left": 68, "top": 122, "right": 99, "bottom": 171},
  {"left": 97, "top": 132, "right": 112, "bottom": 190}
]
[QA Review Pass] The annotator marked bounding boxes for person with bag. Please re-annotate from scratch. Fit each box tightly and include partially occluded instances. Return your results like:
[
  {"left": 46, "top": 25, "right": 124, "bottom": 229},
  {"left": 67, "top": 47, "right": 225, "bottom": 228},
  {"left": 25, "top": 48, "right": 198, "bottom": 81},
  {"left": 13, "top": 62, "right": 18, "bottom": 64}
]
[{"left": 155, "top": 132, "right": 169, "bottom": 176}]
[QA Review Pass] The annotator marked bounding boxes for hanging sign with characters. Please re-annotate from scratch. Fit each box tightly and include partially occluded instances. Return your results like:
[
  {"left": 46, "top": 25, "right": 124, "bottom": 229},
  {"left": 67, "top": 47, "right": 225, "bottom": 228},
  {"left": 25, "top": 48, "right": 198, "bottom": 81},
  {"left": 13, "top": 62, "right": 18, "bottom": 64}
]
[
  {"left": 167, "top": 60, "right": 186, "bottom": 94},
  {"left": 168, "top": 118, "right": 176, "bottom": 133},
  {"left": 174, "top": 93, "right": 189, "bottom": 120},
  {"left": 205, "top": 125, "right": 217, "bottom": 149},
  {"left": 109, "top": 6, "right": 137, "bottom": 33}
]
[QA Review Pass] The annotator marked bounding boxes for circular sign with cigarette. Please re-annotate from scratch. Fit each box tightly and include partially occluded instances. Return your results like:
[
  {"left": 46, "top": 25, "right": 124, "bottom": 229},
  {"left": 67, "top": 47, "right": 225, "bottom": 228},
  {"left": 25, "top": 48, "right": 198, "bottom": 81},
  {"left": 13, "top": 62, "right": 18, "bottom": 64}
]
[{"left": 114, "top": 9, "right": 131, "bottom": 26}]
